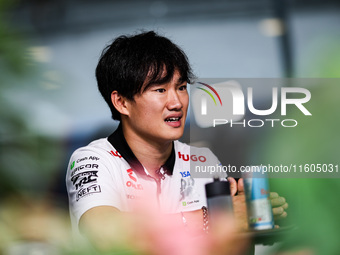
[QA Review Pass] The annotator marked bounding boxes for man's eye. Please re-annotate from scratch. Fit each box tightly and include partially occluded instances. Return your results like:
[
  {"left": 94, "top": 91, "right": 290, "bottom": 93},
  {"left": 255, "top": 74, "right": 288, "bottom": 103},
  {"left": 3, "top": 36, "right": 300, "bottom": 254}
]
[
  {"left": 156, "top": 88, "right": 166, "bottom": 93},
  {"left": 179, "top": 85, "right": 187, "bottom": 91}
]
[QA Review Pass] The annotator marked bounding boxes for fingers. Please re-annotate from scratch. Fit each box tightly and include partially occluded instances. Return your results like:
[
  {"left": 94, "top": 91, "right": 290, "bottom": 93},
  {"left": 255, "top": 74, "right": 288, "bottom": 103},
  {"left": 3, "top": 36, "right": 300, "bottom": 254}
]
[
  {"left": 270, "top": 192, "right": 287, "bottom": 207},
  {"left": 272, "top": 203, "right": 288, "bottom": 217},
  {"left": 228, "top": 178, "right": 245, "bottom": 196},
  {"left": 269, "top": 192, "right": 279, "bottom": 199},
  {"left": 228, "top": 177, "right": 237, "bottom": 196},
  {"left": 282, "top": 203, "right": 289, "bottom": 210},
  {"left": 271, "top": 197, "right": 286, "bottom": 207},
  {"left": 272, "top": 206, "right": 284, "bottom": 215},
  {"left": 271, "top": 197, "right": 288, "bottom": 217},
  {"left": 237, "top": 178, "right": 244, "bottom": 195},
  {"left": 272, "top": 205, "right": 288, "bottom": 220},
  {"left": 270, "top": 192, "right": 288, "bottom": 220},
  {"left": 273, "top": 210, "right": 288, "bottom": 220}
]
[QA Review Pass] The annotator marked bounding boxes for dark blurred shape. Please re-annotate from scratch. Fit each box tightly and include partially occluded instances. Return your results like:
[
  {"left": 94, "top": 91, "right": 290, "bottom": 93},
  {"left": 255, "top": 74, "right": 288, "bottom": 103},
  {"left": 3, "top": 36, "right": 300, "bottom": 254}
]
[
  {"left": 0, "top": 0, "right": 27, "bottom": 76},
  {"left": 4, "top": 0, "right": 339, "bottom": 36},
  {"left": 272, "top": 0, "right": 294, "bottom": 77},
  {"left": 28, "top": 0, "right": 67, "bottom": 33}
]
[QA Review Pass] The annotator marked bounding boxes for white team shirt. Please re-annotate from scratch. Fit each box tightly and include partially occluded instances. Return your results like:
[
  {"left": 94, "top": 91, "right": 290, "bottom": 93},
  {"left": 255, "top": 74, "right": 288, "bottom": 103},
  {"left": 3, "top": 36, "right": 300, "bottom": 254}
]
[{"left": 66, "top": 125, "right": 224, "bottom": 231}]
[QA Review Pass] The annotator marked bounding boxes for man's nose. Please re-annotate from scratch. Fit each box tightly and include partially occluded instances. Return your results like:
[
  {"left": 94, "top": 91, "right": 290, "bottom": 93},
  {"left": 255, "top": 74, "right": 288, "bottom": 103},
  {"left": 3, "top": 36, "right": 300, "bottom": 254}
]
[{"left": 167, "top": 90, "right": 183, "bottom": 110}]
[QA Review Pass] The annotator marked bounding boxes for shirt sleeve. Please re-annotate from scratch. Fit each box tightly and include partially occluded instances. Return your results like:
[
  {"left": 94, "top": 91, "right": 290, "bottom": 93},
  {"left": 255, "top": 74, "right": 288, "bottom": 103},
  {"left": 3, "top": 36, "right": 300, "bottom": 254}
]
[{"left": 65, "top": 147, "right": 122, "bottom": 229}]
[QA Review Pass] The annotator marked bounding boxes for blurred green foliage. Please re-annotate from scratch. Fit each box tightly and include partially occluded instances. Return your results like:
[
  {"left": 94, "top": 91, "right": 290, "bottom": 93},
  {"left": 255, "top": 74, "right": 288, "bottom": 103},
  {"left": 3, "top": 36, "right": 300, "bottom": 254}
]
[
  {"left": 259, "top": 84, "right": 340, "bottom": 253},
  {"left": 0, "top": 0, "right": 65, "bottom": 199},
  {"left": 0, "top": 0, "right": 27, "bottom": 77},
  {"left": 0, "top": 1, "right": 71, "bottom": 254}
]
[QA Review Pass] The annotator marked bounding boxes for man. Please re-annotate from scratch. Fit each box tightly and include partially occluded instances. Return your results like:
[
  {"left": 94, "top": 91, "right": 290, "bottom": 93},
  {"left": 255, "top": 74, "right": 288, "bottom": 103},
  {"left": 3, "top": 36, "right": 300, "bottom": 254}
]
[{"left": 66, "top": 31, "right": 287, "bottom": 254}]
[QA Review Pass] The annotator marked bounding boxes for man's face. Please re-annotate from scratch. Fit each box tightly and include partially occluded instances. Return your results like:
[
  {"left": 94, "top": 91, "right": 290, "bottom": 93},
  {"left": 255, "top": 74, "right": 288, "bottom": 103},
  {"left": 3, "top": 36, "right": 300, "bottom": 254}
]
[{"left": 124, "top": 70, "right": 189, "bottom": 144}]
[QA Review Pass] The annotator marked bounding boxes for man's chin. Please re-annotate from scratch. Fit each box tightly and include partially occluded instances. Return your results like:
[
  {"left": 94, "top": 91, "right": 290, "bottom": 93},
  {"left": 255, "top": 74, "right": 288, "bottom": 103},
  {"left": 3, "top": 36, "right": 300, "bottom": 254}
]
[
  {"left": 168, "top": 129, "right": 184, "bottom": 141},
  {"left": 160, "top": 123, "right": 185, "bottom": 141}
]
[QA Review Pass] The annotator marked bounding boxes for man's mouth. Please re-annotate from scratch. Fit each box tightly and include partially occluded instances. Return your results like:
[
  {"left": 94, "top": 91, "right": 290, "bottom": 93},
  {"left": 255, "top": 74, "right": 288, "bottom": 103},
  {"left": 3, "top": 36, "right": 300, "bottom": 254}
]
[{"left": 165, "top": 117, "right": 181, "bottom": 122}]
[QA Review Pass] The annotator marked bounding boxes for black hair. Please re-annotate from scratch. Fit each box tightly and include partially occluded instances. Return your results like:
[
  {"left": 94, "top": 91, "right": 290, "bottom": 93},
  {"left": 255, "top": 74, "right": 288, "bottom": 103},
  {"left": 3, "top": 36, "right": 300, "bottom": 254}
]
[{"left": 95, "top": 31, "right": 195, "bottom": 120}]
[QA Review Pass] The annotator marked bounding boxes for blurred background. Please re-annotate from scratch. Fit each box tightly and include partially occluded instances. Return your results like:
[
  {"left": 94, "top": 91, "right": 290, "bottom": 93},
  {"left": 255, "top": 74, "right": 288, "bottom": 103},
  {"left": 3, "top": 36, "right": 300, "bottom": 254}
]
[{"left": 1, "top": 0, "right": 340, "bottom": 254}]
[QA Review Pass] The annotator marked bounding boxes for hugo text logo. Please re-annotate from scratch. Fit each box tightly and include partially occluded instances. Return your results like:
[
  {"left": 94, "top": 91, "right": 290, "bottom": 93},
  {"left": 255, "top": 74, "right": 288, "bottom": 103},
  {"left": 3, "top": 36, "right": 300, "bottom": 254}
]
[{"left": 178, "top": 151, "right": 206, "bottom": 162}]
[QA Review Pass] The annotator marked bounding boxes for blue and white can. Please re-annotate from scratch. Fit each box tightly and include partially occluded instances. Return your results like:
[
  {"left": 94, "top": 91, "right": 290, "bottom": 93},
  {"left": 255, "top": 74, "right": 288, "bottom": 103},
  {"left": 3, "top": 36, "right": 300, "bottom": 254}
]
[{"left": 242, "top": 168, "right": 274, "bottom": 230}]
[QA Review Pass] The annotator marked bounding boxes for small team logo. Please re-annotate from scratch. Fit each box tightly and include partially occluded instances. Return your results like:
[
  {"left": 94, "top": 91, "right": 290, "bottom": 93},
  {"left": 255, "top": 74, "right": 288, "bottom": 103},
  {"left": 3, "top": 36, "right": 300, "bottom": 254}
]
[{"left": 70, "top": 161, "right": 75, "bottom": 170}]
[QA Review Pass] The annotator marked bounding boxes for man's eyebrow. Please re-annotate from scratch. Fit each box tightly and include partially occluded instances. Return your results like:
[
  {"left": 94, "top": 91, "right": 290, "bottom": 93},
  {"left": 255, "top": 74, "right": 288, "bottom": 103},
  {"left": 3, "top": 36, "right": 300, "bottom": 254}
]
[
  {"left": 145, "top": 74, "right": 187, "bottom": 89},
  {"left": 176, "top": 77, "right": 188, "bottom": 85},
  {"left": 147, "top": 81, "right": 166, "bottom": 87},
  {"left": 141, "top": 81, "right": 165, "bottom": 92}
]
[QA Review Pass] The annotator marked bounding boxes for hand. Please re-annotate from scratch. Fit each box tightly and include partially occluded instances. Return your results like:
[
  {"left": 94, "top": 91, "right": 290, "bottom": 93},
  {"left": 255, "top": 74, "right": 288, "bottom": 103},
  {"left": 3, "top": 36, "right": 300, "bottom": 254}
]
[
  {"left": 228, "top": 177, "right": 248, "bottom": 231},
  {"left": 228, "top": 177, "right": 241, "bottom": 196},
  {"left": 270, "top": 192, "right": 288, "bottom": 220},
  {"left": 228, "top": 178, "right": 288, "bottom": 226}
]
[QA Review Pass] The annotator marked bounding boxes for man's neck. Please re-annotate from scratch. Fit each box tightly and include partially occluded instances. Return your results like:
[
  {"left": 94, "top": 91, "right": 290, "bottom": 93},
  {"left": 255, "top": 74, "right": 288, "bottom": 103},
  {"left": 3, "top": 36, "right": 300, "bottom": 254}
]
[{"left": 122, "top": 125, "right": 173, "bottom": 179}]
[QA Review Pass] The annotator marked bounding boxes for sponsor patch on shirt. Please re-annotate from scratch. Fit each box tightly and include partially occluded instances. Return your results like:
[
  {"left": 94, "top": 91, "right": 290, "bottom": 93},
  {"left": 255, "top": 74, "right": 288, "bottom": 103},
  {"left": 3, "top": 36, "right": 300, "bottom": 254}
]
[
  {"left": 71, "top": 171, "right": 98, "bottom": 190},
  {"left": 76, "top": 184, "right": 101, "bottom": 201}
]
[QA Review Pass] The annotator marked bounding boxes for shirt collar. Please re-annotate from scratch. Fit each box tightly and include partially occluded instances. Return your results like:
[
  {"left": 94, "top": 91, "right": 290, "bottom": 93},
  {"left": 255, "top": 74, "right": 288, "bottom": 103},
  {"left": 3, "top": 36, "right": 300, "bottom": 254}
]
[{"left": 107, "top": 124, "right": 175, "bottom": 177}]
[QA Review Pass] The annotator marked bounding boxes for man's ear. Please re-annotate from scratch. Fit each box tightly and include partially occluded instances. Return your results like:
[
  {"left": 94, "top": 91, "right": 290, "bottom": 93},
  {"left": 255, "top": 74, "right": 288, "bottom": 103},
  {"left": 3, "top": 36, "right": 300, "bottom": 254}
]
[{"left": 111, "top": 91, "right": 130, "bottom": 116}]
